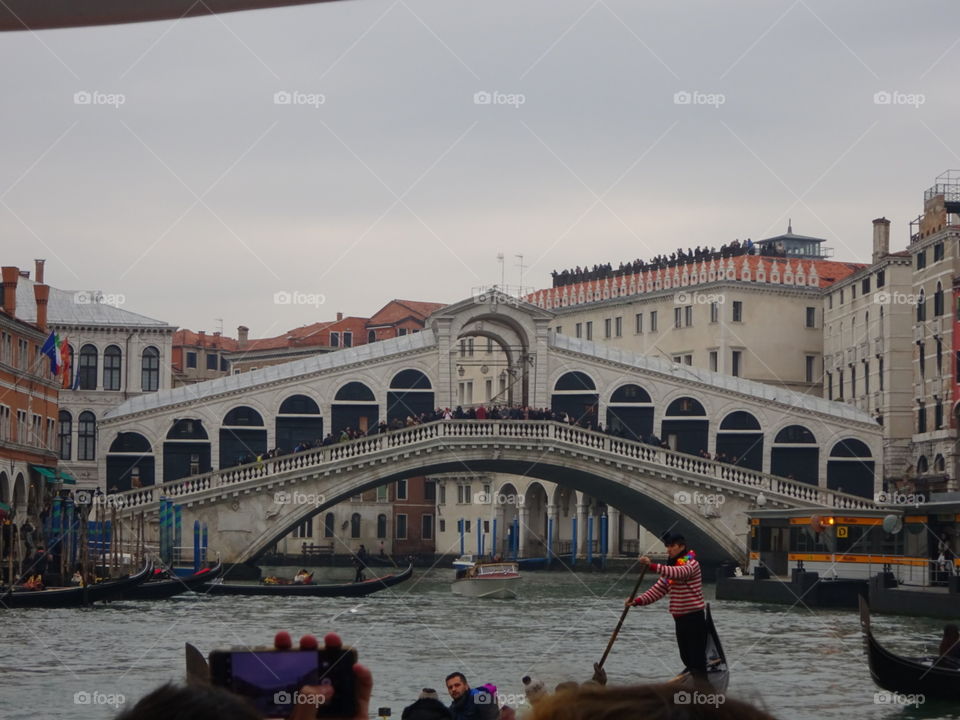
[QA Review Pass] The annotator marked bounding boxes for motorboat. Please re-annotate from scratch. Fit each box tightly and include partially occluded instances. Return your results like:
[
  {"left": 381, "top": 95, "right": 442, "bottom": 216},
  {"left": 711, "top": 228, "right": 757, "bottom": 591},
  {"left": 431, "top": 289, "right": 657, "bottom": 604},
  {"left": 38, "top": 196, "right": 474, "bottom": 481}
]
[{"left": 451, "top": 560, "right": 520, "bottom": 599}]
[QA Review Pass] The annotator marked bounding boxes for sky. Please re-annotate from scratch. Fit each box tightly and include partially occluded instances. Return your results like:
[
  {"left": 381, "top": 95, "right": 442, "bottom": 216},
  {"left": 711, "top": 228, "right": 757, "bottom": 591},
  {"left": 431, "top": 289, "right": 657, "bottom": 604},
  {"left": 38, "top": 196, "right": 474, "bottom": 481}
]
[{"left": 2, "top": 0, "right": 959, "bottom": 340}]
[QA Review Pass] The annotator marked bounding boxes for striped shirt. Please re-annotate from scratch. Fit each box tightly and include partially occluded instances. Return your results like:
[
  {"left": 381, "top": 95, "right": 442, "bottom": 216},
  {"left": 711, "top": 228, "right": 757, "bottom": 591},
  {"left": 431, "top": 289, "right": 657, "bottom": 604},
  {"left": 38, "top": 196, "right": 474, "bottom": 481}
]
[{"left": 632, "top": 558, "right": 705, "bottom": 617}]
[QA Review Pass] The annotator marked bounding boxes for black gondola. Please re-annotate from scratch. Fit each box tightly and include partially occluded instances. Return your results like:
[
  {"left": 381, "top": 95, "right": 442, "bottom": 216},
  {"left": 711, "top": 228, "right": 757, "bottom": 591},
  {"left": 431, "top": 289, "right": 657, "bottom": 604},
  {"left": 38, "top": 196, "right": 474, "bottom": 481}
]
[
  {"left": 120, "top": 561, "right": 224, "bottom": 600},
  {"left": 673, "top": 604, "right": 729, "bottom": 692},
  {"left": 0, "top": 561, "right": 153, "bottom": 609},
  {"left": 202, "top": 564, "right": 413, "bottom": 597},
  {"left": 859, "top": 595, "right": 960, "bottom": 701}
]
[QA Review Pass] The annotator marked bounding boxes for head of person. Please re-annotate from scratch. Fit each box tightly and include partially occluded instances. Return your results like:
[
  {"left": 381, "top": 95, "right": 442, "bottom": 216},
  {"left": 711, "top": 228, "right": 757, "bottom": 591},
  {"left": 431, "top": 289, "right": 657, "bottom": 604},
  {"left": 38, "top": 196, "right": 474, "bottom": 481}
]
[
  {"left": 114, "top": 682, "right": 261, "bottom": 720},
  {"left": 445, "top": 672, "right": 469, "bottom": 701},
  {"left": 662, "top": 533, "right": 687, "bottom": 561},
  {"left": 528, "top": 683, "right": 778, "bottom": 720}
]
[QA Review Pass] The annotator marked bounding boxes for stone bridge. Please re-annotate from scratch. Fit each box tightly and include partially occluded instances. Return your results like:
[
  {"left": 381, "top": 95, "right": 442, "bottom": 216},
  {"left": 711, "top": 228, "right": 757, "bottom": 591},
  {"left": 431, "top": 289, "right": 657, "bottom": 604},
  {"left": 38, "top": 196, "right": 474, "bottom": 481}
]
[{"left": 111, "top": 419, "right": 877, "bottom": 566}]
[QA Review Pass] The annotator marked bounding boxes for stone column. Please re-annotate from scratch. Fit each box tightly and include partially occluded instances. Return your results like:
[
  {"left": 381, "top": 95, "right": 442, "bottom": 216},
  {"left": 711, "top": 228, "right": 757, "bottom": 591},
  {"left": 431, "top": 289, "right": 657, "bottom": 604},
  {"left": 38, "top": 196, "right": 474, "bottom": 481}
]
[
  {"left": 608, "top": 507, "right": 621, "bottom": 556},
  {"left": 518, "top": 505, "right": 530, "bottom": 559},
  {"left": 576, "top": 501, "right": 588, "bottom": 558},
  {"left": 547, "top": 503, "right": 559, "bottom": 560}
]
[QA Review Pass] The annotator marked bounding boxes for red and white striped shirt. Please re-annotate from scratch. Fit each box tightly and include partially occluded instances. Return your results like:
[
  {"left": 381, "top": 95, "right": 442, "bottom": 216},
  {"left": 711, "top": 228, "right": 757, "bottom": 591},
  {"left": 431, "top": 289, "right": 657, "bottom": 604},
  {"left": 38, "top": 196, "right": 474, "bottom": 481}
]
[{"left": 632, "top": 558, "right": 705, "bottom": 617}]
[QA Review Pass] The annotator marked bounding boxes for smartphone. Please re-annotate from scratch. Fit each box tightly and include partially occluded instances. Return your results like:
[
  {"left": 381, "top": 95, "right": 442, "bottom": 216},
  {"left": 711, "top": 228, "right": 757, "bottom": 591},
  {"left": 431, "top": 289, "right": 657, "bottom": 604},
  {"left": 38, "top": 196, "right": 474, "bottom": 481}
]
[{"left": 208, "top": 645, "right": 357, "bottom": 718}]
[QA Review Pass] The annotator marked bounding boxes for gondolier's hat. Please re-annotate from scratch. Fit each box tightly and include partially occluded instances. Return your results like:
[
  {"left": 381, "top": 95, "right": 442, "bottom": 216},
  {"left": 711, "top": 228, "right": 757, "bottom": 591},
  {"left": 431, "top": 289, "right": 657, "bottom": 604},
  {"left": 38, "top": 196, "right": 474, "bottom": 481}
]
[{"left": 661, "top": 532, "right": 686, "bottom": 546}]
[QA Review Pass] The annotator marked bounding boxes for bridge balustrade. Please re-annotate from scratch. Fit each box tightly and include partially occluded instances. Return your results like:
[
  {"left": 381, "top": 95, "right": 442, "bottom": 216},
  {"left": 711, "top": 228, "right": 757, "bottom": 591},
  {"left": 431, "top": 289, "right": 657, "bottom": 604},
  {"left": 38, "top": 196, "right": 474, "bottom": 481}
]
[{"left": 109, "top": 420, "right": 877, "bottom": 514}]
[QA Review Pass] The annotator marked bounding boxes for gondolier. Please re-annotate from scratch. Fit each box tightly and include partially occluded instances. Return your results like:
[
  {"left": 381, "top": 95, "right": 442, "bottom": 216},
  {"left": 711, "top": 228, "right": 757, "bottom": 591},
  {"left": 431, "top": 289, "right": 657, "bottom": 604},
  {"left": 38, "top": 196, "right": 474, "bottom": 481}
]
[{"left": 625, "top": 533, "right": 708, "bottom": 685}]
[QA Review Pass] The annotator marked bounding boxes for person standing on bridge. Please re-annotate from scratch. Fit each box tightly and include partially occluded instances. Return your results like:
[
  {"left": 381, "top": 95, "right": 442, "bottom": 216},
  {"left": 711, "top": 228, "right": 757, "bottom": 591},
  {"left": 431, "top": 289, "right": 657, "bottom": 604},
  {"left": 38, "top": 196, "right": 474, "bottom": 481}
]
[{"left": 625, "top": 533, "right": 708, "bottom": 685}]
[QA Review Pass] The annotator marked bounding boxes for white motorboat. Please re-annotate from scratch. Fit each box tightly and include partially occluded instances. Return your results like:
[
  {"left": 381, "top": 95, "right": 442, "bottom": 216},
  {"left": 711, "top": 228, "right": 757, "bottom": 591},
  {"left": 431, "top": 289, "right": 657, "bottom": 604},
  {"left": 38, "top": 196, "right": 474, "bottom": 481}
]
[{"left": 451, "top": 561, "right": 520, "bottom": 599}]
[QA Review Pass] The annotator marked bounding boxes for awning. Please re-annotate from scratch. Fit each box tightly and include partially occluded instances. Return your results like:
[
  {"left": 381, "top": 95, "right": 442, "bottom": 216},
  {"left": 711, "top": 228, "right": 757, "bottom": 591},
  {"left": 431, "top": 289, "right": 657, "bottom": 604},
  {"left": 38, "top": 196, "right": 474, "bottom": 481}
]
[{"left": 31, "top": 465, "right": 77, "bottom": 485}]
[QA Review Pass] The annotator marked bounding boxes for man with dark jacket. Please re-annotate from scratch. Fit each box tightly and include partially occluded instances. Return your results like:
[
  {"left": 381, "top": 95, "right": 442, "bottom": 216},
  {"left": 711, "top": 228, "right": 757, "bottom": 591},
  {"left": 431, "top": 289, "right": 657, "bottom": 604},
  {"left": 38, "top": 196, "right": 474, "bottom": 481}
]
[
  {"left": 402, "top": 689, "right": 453, "bottom": 720},
  {"left": 445, "top": 673, "right": 498, "bottom": 720}
]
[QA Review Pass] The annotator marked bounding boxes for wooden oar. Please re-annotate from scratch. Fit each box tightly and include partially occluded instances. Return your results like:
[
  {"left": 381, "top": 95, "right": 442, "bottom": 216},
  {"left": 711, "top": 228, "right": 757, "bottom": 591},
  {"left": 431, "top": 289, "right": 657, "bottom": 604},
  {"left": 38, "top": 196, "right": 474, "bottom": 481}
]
[{"left": 596, "top": 562, "right": 649, "bottom": 673}]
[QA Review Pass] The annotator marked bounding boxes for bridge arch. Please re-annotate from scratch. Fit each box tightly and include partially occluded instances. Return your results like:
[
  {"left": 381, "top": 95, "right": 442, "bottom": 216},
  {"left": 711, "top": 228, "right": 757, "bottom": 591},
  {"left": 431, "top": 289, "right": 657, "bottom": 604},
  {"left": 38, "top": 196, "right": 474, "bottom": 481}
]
[
  {"left": 163, "top": 418, "right": 211, "bottom": 482},
  {"left": 332, "top": 381, "right": 378, "bottom": 436},
  {"left": 387, "top": 369, "right": 435, "bottom": 423},
  {"left": 661, "top": 396, "right": 708, "bottom": 455},
  {"left": 13, "top": 472, "right": 26, "bottom": 516},
  {"left": 106, "top": 431, "right": 155, "bottom": 492},
  {"left": 771, "top": 424, "right": 818, "bottom": 486},
  {"left": 276, "top": 394, "right": 323, "bottom": 450},
  {"left": 715, "top": 410, "right": 763, "bottom": 470},
  {"left": 220, "top": 406, "right": 267, "bottom": 469},
  {"left": 827, "top": 438, "right": 875, "bottom": 498},
  {"left": 552, "top": 371, "right": 599, "bottom": 427},
  {"left": 606, "top": 383, "right": 654, "bottom": 441}
]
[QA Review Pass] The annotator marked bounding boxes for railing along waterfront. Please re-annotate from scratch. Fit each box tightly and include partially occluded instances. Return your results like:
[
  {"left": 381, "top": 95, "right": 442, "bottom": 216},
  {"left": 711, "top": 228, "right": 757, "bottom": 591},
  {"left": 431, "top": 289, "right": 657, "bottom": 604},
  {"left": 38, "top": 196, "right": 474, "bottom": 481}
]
[{"left": 111, "top": 420, "right": 877, "bottom": 513}]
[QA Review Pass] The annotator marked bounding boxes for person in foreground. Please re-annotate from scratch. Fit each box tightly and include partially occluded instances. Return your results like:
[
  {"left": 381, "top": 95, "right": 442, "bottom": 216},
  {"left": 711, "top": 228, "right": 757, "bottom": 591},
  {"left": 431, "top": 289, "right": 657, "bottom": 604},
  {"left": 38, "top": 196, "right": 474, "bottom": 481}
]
[
  {"left": 445, "top": 671, "right": 499, "bottom": 720},
  {"left": 626, "top": 533, "right": 709, "bottom": 684}
]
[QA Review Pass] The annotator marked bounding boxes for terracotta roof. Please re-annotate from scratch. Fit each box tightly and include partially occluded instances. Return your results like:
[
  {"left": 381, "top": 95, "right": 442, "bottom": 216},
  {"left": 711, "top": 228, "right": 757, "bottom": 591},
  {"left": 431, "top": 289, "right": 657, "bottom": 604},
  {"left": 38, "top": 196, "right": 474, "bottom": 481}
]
[
  {"left": 174, "top": 329, "right": 240, "bottom": 351},
  {"left": 239, "top": 317, "right": 369, "bottom": 352},
  {"left": 368, "top": 299, "right": 446, "bottom": 325}
]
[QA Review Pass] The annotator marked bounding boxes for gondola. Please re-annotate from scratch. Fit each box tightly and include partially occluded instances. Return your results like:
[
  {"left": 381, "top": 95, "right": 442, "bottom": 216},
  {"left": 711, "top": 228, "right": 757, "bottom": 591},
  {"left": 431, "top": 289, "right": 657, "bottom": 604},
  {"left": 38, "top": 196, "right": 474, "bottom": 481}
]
[
  {"left": 120, "top": 561, "right": 224, "bottom": 600},
  {"left": 202, "top": 564, "right": 413, "bottom": 597},
  {"left": 0, "top": 561, "right": 153, "bottom": 609},
  {"left": 673, "top": 604, "right": 729, "bottom": 693},
  {"left": 859, "top": 595, "right": 960, "bottom": 700}
]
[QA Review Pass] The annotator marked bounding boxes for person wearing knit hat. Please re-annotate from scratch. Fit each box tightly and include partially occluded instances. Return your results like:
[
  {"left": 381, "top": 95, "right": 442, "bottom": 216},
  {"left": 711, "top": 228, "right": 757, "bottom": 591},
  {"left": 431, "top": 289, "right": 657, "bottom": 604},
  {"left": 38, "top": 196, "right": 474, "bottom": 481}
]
[
  {"left": 521, "top": 675, "right": 547, "bottom": 705},
  {"left": 402, "top": 688, "right": 453, "bottom": 720}
]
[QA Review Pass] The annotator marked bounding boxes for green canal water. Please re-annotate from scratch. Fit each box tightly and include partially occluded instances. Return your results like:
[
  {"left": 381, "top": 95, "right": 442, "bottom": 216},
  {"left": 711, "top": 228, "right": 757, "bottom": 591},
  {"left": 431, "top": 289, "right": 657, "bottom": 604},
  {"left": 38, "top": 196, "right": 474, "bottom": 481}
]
[{"left": 1, "top": 569, "right": 957, "bottom": 719}]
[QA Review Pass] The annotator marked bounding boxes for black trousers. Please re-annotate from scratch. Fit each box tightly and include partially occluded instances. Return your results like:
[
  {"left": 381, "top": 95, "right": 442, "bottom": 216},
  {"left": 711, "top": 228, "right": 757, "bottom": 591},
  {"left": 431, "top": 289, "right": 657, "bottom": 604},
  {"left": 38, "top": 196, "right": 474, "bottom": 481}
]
[{"left": 674, "top": 609, "right": 708, "bottom": 682}]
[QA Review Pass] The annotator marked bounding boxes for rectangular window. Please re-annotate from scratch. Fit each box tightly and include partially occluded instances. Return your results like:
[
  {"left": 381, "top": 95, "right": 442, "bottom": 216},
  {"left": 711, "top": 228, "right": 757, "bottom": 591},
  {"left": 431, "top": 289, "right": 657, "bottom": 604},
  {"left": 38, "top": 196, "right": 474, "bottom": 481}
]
[
  {"left": 614, "top": 316, "right": 622, "bottom": 337},
  {"left": 456, "top": 485, "right": 464, "bottom": 504},
  {"left": 684, "top": 305, "right": 693, "bottom": 327},
  {"left": 330, "top": 332, "right": 340, "bottom": 347},
  {"left": 650, "top": 311, "right": 658, "bottom": 332},
  {"left": 485, "top": 379, "right": 492, "bottom": 401},
  {"left": 840, "top": 289, "right": 844, "bottom": 304},
  {"left": 635, "top": 313, "right": 643, "bottom": 334},
  {"left": 220, "top": 357, "right": 229, "bottom": 372},
  {"left": 934, "top": 242, "right": 944, "bottom": 261},
  {"left": 850, "top": 365, "right": 856, "bottom": 397},
  {"left": 732, "top": 301, "right": 743, "bottom": 322},
  {"left": 839, "top": 370, "right": 844, "bottom": 399},
  {"left": 186, "top": 352, "right": 197, "bottom": 369},
  {"left": 464, "top": 520, "right": 472, "bottom": 533},
  {"left": 917, "top": 250, "right": 926, "bottom": 270},
  {"left": 805, "top": 307, "right": 816, "bottom": 328},
  {"left": 876, "top": 270, "right": 885, "bottom": 288},
  {"left": 206, "top": 354, "right": 217, "bottom": 370},
  {"left": 805, "top": 355, "right": 815, "bottom": 383},
  {"left": 396, "top": 514, "right": 407, "bottom": 540},
  {"left": 486, "top": 338, "right": 493, "bottom": 354},
  {"left": 424, "top": 480, "right": 436, "bottom": 502},
  {"left": 575, "top": 323, "right": 582, "bottom": 339},
  {"left": 674, "top": 307, "right": 682, "bottom": 329},
  {"left": 439, "top": 519, "right": 446, "bottom": 533},
  {"left": 684, "top": 354, "right": 692, "bottom": 365},
  {"left": 604, "top": 318, "right": 611, "bottom": 338},
  {"left": 421, "top": 514, "right": 434, "bottom": 540},
  {"left": 732, "top": 350, "right": 742, "bottom": 377},
  {"left": 439, "top": 484, "right": 446, "bottom": 505},
  {"left": 398, "top": 327, "right": 407, "bottom": 336},
  {"left": 710, "top": 302, "right": 719, "bottom": 323},
  {"left": 935, "top": 400, "right": 944, "bottom": 429},
  {"left": 672, "top": 355, "right": 682, "bottom": 364},
  {"left": 918, "top": 402, "right": 927, "bottom": 433},
  {"left": 585, "top": 322, "right": 593, "bottom": 341},
  {"left": 880, "top": 357, "right": 884, "bottom": 391},
  {"left": 293, "top": 519, "right": 313, "bottom": 538},
  {"left": 852, "top": 285, "right": 857, "bottom": 299},
  {"left": 377, "top": 485, "right": 389, "bottom": 502},
  {"left": 555, "top": 326, "right": 561, "bottom": 335},
  {"left": 396, "top": 479, "right": 407, "bottom": 500},
  {"left": 829, "top": 294, "right": 834, "bottom": 309},
  {"left": 468, "top": 338, "right": 474, "bottom": 356},
  {"left": 103, "top": 350, "right": 122, "bottom": 391},
  {"left": 709, "top": 351, "right": 718, "bottom": 372},
  {"left": 827, "top": 371, "right": 833, "bottom": 400},
  {"left": 864, "top": 360, "right": 870, "bottom": 395},
  {"left": 919, "top": 342, "right": 925, "bottom": 378},
  {"left": 343, "top": 332, "right": 353, "bottom": 348},
  {"left": 861, "top": 277, "right": 870, "bottom": 295}
]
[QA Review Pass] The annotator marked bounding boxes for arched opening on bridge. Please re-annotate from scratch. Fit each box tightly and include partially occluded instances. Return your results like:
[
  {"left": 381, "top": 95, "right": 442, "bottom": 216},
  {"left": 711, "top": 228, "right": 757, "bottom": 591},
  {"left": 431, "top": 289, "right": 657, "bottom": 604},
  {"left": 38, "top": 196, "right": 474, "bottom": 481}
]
[
  {"left": 220, "top": 407, "right": 268, "bottom": 469},
  {"left": 715, "top": 411, "right": 763, "bottom": 470},
  {"left": 387, "top": 370, "right": 434, "bottom": 423},
  {"left": 276, "top": 395, "right": 323, "bottom": 451},
  {"left": 552, "top": 372, "right": 598, "bottom": 428},
  {"left": 523, "top": 482, "right": 549, "bottom": 557},
  {"left": 106, "top": 432, "right": 155, "bottom": 492},
  {"left": 605, "top": 384, "right": 653, "bottom": 441},
  {"left": 661, "top": 397, "right": 708, "bottom": 455},
  {"left": 453, "top": 311, "right": 531, "bottom": 407},
  {"left": 827, "top": 439, "right": 875, "bottom": 498},
  {"left": 332, "top": 382, "right": 379, "bottom": 436},
  {"left": 771, "top": 425, "right": 818, "bottom": 486},
  {"left": 163, "top": 419, "right": 211, "bottom": 482},
  {"left": 496, "top": 482, "right": 521, "bottom": 557}
]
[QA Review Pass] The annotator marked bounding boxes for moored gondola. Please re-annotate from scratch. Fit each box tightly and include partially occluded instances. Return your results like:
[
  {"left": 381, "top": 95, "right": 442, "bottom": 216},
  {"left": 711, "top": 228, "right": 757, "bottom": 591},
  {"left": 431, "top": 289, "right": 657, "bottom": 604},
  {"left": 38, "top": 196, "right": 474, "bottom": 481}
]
[
  {"left": 0, "top": 561, "right": 153, "bottom": 609},
  {"left": 202, "top": 563, "right": 413, "bottom": 597},
  {"left": 120, "top": 561, "right": 224, "bottom": 600},
  {"left": 859, "top": 595, "right": 960, "bottom": 701}
]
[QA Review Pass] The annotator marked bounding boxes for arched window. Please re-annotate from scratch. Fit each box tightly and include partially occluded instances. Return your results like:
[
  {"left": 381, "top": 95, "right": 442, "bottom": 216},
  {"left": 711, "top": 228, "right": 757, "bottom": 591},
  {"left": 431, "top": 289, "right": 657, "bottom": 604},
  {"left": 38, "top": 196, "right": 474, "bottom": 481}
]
[
  {"left": 367, "top": 330, "right": 376, "bottom": 344},
  {"left": 279, "top": 395, "right": 320, "bottom": 415},
  {"left": 103, "top": 345, "right": 122, "bottom": 391},
  {"left": 78, "top": 344, "right": 98, "bottom": 390},
  {"left": 335, "top": 382, "right": 375, "bottom": 402},
  {"left": 141, "top": 347, "right": 160, "bottom": 392},
  {"left": 223, "top": 406, "right": 265, "bottom": 426},
  {"left": 58, "top": 410, "right": 72, "bottom": 460},
  {"left": 609, "top": 384, "right": 652, "bottom": 403},
  {"left": 77, "top": 411, "right": 96, "bottom": 461},
  {"left": 935, "top": 282, "right": 944, "bottom": 317},
  {"left": 350, "top": 512, "right": 361, "bottom": 538},
  {"left": 665, "top": 397, "right": 707, "bottom": 416},
  {"left": 774, "top": 425, "right": 816, "bottom": 444},
  {"left": 324, "top": 513, "right": 335, "bottom": 538},
  {"left": 377, "top": 513, "right": 387, "bottom": 539},
  {"left": 934, "top": 454, "right": 946, "bottom": 473},
  {"left": 554, "top": 371, "right": 596, "bottom": 391},
  {"left": 917, "top": 289, "right": 926, "bottom": 322},
  {"left": 917, "top": 456, "right": 929, "bottom": 474}
]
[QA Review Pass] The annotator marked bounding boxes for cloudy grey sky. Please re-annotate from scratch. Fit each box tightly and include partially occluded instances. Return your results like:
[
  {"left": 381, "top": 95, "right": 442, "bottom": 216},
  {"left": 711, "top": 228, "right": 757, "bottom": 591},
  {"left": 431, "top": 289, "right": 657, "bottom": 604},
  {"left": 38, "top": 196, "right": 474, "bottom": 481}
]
[{"left": 2, "top": 0, "right": 958, "bottom": 338}]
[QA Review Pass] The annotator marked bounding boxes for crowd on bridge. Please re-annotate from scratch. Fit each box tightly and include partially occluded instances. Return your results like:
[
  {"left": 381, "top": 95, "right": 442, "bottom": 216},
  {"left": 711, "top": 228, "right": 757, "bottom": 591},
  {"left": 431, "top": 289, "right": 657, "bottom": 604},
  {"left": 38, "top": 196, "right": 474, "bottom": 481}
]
[{"left": 549, "top": 238, "right": 790, "bottom": 289}]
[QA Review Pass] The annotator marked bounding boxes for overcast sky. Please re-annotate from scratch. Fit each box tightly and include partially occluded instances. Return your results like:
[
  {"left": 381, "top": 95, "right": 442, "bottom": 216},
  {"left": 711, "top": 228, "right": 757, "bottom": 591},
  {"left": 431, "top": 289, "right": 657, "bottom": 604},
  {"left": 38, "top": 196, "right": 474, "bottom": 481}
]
[{"left": 2, "top": 0, "right": 959, "bottom": 338}]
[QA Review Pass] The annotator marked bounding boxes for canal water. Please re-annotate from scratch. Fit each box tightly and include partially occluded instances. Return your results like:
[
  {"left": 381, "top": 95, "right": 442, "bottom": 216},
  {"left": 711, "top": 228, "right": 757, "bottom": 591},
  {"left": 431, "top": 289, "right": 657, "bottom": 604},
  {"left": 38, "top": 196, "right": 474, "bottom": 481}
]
[{"left": 1, "top": 569, "right": 957, "bottom": 719}]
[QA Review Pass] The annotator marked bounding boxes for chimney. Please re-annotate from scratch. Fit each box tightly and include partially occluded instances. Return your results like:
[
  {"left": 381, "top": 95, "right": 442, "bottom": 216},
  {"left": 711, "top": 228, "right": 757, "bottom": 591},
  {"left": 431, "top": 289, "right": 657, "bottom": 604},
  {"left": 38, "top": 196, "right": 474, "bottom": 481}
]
[
  {"left": 198, "top": 330, "right": 206, "bottom": 347},
  {"left": 1, "top": 266, "right": 19, "bottom": 317},
  {"left": 34, "top": 259, "right": 45, "bottom": 284},
  {"left": 336, "top": 312, "right": 343, "bottom": 322},
  {"left": 33, "top": 284, "right": 49, "bottom": 331},
  {"left": 237, "top": 325, "right": 249, "bottom": 344},
  {"left": 872, "top": 217, "right": 890, "bottom": 263}
]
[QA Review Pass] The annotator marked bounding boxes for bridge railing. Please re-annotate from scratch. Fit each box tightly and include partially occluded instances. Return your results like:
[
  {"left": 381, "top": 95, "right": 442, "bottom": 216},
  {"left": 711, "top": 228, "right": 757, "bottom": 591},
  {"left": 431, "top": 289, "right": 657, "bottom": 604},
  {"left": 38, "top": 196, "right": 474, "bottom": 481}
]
[{"left": 111, "top": 420, "right": 876, "bottom": 512}]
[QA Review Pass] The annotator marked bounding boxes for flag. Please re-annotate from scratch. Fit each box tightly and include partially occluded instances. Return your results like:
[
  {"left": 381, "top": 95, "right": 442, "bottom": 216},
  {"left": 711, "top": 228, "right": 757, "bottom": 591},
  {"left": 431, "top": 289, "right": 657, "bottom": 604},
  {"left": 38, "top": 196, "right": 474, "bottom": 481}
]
[
  {"left": 40, "top": 332, "right": 60, "bottom": 375},
  {"left": 60, "top": 338, "right": 72, "bottom": 389}
]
